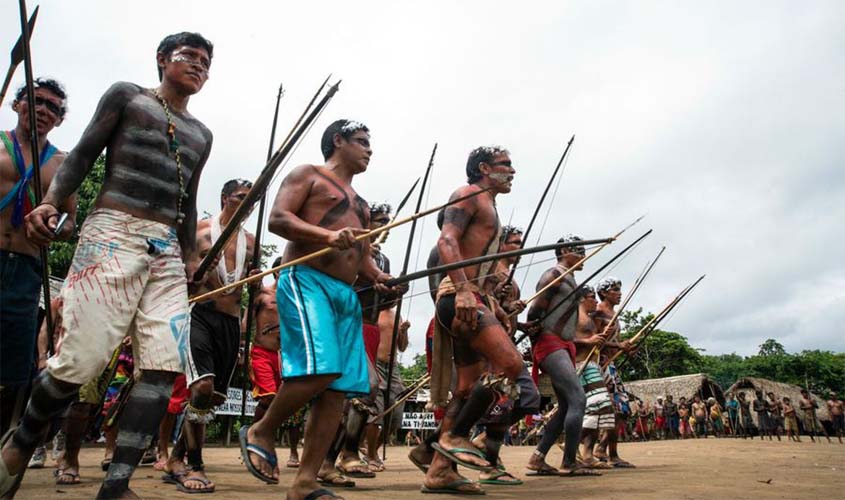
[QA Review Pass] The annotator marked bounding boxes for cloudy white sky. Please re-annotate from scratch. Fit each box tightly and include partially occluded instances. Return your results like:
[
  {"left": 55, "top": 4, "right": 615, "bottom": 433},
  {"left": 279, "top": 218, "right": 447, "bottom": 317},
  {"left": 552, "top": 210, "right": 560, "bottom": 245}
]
[{"left": 2, "top": 1, "right": 843, "bottom": 363}]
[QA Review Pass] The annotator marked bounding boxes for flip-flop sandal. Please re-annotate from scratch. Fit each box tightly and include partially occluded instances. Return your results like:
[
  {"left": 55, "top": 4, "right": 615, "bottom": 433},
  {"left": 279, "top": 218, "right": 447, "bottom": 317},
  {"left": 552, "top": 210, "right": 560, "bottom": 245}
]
[
  {"left": 286, "top": 457, "right": 300, "bottom": 468},
  {"left": 54, "top": 469, "right": 81, "bottom": 485},
  {"left": 559, "top": 467, "right": 602, "bottom": 477},
  {"left": 304, "top": 487, "right": 345, "bottom": 499},
  {"left": 337, "top": 460, "right": 376, "bottom": 478},
  {"left": 238, "top": 426, "right": 279, "bottom": 484},
  {"left": 525, "top": 467, "right": 559, "bottom": 476},
  {"left": 421, "top": 478, "right": 486, "bottom": 495},
  {"left": 0, "top": 427, "right": 24, "bottom": 499},
  {"left": 317, "top": 471, "right": 356, "bottom": 488},
  {"left": 175, "top": 474, "right": 216, "bottom": 494},
  {"left": 611, "top": 460, "right": 636, "bottom": 468},
  {"left": 578, "top": 459, "right": 612, "bottom": 470},
  {"left": 367, "top": 458, "right": 385, "bottom": 473},
  {"left": 153, "top": 459, "right": 168, "bottom": 472},
  {"left": 431, "top": 443, "right": 492, "bottom": 472},
  {"left": 162, "top": 471, "right": 187, "bottom": 485},
  {"left": 479, "top": 468, "right": 523, "bottom": 485}
]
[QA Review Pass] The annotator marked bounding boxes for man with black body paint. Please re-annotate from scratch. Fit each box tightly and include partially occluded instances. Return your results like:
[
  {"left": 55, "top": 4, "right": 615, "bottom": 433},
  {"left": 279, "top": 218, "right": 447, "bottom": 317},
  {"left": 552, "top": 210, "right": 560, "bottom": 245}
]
[
  {"left": 1, "top": 32, "right": 214, "bottom": 500},
  {"left": 523, "top": 235, "right": 595, "bottom": 477}
]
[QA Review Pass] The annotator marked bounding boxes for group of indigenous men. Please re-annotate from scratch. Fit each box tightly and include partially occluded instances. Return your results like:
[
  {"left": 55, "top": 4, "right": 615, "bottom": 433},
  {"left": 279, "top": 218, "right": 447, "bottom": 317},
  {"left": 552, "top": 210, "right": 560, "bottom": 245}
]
[{"left": 0, "top": 31, "right": 650, "bottom": 500}]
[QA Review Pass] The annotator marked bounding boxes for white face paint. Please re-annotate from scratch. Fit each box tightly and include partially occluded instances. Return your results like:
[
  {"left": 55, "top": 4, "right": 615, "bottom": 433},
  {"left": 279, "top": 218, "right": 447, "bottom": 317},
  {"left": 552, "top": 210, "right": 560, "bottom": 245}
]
[
  {"left": 489, "top": 172, "right": 511, "bottom": 183},
  {"left": 170, "top": 48, "right": 210, "bottom": 73},
  {"left": 341, "top": 120, "right": 368, "bottom": 134}
]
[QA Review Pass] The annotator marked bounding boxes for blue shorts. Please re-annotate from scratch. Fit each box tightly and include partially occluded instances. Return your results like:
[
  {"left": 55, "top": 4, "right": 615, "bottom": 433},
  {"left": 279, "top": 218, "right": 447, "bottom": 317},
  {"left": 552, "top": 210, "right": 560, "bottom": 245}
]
[
  {"left": 277, "top": 265, "right": 369, "bottom": 397},
  {"left": 0, "top": 250, "right": 41, "bottom": 386}
]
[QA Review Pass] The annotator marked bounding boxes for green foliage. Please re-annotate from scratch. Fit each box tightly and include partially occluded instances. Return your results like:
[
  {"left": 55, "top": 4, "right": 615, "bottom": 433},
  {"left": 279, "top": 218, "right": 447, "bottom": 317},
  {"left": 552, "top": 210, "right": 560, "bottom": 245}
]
[
  {"left": 48, "top": 155, "right": 106, "bottom": 278},
  {"left": 757, "top": 338, "right": 786, "bottom": 357},
  {"left": 617, "top": 309, "right": 703, "bottom": 380},
  {"left": 399, "top": 353, "right": 428, "bottom": 384},
  {"left": 737, "top": 347, "right": 845, "bottom": 396},
  {"left": 698, "top": 353, "right": 750, "bottom": 389},
  {"left": 618, "top": 306, "right": 845, "bottom": 395}
]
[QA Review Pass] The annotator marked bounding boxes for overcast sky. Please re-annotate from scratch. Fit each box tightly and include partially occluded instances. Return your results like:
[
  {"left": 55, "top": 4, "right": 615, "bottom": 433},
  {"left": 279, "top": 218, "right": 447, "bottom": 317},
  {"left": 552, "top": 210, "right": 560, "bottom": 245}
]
[{"left": 2, "top": 1, "right": 843, "bottom": 364}]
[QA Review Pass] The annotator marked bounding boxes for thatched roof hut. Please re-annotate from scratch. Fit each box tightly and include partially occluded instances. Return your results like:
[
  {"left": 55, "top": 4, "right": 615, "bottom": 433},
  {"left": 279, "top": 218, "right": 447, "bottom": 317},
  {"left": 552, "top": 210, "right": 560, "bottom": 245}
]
[
  {"left": 624, "top": 373, "right": 725, "bottom": 405},
  {"left": 726, "top": 377, "right": 830, "bottom": 428}
]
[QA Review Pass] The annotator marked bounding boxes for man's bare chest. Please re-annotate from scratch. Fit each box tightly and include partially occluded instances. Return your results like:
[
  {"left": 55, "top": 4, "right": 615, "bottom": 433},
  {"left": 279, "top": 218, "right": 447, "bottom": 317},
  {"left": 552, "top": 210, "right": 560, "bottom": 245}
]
[
  {"left": 305, "top": 180, "right": 367, "bottom": 229},
  {"left": 117, "top": 96, "right": 208, "bottom": 166}
]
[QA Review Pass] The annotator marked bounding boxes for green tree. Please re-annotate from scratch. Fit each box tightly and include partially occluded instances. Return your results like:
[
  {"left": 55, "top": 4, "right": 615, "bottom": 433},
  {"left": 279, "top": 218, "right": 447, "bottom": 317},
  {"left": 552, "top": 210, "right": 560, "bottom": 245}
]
[
  {"left": 699, "top": 353, "right": 750, "bottom": 389},
  {"left": 399, "top": 353, "right": 428, "bottom": 385},
  {"left": 758, "top": 338, "right": 786, "bottom": 357},
  {"left": 48, "top": 155, "right": 106, "bottom": 278},
  {"left": 618, "top": 308, "right": 703, "bottom": 381}
]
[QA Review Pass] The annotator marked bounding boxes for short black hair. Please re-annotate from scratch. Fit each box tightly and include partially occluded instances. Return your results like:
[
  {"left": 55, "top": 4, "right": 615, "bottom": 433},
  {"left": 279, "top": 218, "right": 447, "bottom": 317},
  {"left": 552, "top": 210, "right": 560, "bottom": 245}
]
[
  {"left": 500, "top": 225, "right": 523, "bottom": 245},
  {"left": 220, "top": 179, "right": 252, "bottom": 208},
  {"left": 580, "top": 285, "right": 595, "bottom": 300},
  {"left": 14, "top": 78, "right": 67, "bottom": 117},
  {"left": 156, "top": 32, "right": 214, "bottom": 81},
  {"left": 554, "top": 234, "right": 584, "bottom": 259},
  {"left": 320, "top": 119, "right": 369, "bottom": 160},
  {"left": 370, "top": 202, "right": 392, "bottom": 218},
  {"left": 466, "top": 145, "right": 508, "bottom": 184}
]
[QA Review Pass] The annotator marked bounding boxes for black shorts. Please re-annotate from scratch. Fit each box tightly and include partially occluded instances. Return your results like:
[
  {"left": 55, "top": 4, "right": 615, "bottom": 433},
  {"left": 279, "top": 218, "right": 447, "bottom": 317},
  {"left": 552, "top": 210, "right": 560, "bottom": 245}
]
[
  {"left": 436, "top": 294, "right": 483, "bottom": 367},
  {"left": 185, "top": 302, "right": 241, "bottom": 398},
  {"left": 833, "top": 414, "right": 845, "bottom": 432}
]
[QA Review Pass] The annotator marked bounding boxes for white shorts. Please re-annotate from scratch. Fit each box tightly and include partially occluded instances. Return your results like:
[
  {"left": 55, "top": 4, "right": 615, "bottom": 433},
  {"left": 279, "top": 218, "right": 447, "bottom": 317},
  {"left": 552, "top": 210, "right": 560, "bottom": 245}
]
[{"left": 48, "top": 209, "right": 189, "bottom": 384}]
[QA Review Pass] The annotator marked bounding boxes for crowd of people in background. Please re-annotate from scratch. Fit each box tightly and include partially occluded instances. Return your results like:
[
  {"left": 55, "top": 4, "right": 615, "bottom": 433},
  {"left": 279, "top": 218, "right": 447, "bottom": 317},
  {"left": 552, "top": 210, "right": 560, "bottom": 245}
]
[{"left": 515, "top": 389, "right": 845, "bottom": 444}]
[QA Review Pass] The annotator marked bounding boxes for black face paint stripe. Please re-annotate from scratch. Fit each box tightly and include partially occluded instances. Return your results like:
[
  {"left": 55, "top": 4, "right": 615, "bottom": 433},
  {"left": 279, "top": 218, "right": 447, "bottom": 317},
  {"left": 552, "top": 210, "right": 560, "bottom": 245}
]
[{"left": 313, "top": 168, "right": 356, "bottom": 228}]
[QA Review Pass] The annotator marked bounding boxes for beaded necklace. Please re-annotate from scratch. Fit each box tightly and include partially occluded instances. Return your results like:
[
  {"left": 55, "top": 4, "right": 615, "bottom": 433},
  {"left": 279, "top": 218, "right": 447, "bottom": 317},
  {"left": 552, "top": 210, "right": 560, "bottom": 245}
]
[{"left": 153, "top": 89, "right": 186, "bottom": 224}]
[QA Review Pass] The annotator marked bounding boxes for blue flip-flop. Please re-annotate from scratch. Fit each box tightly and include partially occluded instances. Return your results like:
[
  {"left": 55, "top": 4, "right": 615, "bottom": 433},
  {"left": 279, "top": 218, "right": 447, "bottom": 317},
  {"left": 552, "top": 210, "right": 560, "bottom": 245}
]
[
  {"left": 431, "top": 442, "right": 492, "bottom": 472},
  {"left": 238, "top": 426, "right": 278, "bottom": 484}
]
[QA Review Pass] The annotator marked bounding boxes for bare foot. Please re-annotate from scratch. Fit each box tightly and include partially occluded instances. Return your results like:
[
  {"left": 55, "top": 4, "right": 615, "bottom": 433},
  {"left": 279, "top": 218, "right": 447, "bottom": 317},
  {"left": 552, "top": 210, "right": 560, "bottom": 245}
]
[
  {"left": 287, "top": 478, "right": 345, "bottom": 500},
  {"left": 526, "top": 453, "right": 557, "bottom": 474},
  {"left": 165, "top": 456, "right": 187, "bottom": 476},
  {"left": 423, "top": 466, "right": 483, "bottom": 494},
  {"left": 55, "top": 461, "right": 82, "bottom": 485},
  {"left": 338, "top": 450, "right": 360, "bottom": 467},
  {"left": 318, "top": 462, "right": 339, "bottom": 478},
  {"left": 247, "top": 425, "right": 280, "bottom": 482}
]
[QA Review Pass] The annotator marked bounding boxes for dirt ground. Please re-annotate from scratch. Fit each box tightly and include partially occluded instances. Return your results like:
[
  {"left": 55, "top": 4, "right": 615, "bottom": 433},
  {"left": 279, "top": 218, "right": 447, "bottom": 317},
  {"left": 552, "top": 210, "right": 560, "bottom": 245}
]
[{"left": 11, "top": 438, "right": 844, "bottom": 499}]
